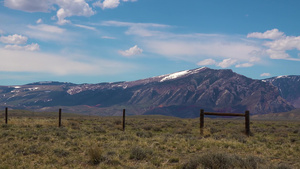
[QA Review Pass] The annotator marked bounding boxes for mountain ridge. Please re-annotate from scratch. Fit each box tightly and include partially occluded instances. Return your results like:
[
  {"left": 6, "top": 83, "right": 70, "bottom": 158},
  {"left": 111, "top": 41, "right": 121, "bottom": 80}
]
[{"left": 0, "top": 67, "right": 298, "bottom": 118}]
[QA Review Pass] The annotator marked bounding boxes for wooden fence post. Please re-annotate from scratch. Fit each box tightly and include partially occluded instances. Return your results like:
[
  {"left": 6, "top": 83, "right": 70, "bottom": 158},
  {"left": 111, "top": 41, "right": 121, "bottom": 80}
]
[
  {"left": 59, "top": 108, "right": 62, "bottom": 127},
  {"left": 200, "top": 109, "right": 251, "bottom": 136},
  {"left": 200, "top": 109, "right": 204, "bottom": 135},
  {"left": 5, "top": 107, "right": 8, "bottom": 124},
  {"left": 122, "top": 109, "right": 125, "bottom": 132},
  {"left": 245, "top": 110, "right": 250, "bottom": 136}
]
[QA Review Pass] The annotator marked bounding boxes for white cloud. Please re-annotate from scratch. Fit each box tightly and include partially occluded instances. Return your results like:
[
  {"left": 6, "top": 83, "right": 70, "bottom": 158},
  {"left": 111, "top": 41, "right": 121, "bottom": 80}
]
[
  {"left": 264, "top": 36, "right": 300, "bottom": 51},
  {"left": 56, "top": 8, "right": 71, "bottom": 25},
  {"left": 260, "top": 73, "right": 271, "bottom": 77},
  {"left": 36, "top": 18, "right": 43, "bottom": 24},
  {"left": 102, "top": 21, "right": 169, "bottom": 28},
  {"left": 247, "top": 29, "right": 284, "bottom": 40},
  {"left": 217, "top": 58, "right": 237, "bottom": 68},
  {"left": 0, "top": 48, "right": 137, "bottom": 76},
  {"left": 4, "top": 43, "right": 40, "bottom": 51},
  {"left": 93, "top": 0, "right": 137, "bottom": 9},
  {"left": 0, "top": 34, "right": 28, "bottom": 44},
  {"left": 144, "top": 39, "right": 260, "bottom": 63},
  {"left": 0, "top": 34, "right": 40, "bottom": 52},
  {"left": 94, "top": 0, "right": 120, "bottom": 9},
  {"left": 73, "top": 24, "right": 96, "bottom": 31},
  {"left": 55, "top": 0, "right": 96, "bottom": 25},
  {"left": 4, "top": 0, "right": 95, "bottom": 25},
  {"left": 101, "top": 20, "right": 170, "bottom": 37},
  {"left": 235, "top": 63, "right": 253, "bottom": 68},
  {"left": 28, "top": 24, "right": 65, "bottom": 34},
  {"left": 197, "top": 59, "right": 216, "bottom": 66},
  {"left": 119, "top": 45, "right": 143, "bottom": 57},
  {"left": 198, "top": 59, "right": 254, "bottom": 68},
  {"left": 4, "top": 0, "right": 53, "bottom": 12},
  {"left": 101, "top": 36, "right": 116, "bottom": 39},
  {"left": 25, "top": 24, "right": 71, "bottom": 42},
  {"left": 248, "top": 29, "right": 300, "bottom": 61},
  {"left": 264, "top": 36, "right": 300, "bottom": 61},
  {"left": 249, "top": 56, "right": 261, "bottom": 62}
]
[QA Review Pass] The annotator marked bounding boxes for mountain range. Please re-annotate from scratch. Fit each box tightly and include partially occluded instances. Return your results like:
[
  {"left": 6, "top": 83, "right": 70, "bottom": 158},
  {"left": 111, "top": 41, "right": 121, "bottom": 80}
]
[{"left": 0, "top": 67, "right": 299, "bottom": 118}]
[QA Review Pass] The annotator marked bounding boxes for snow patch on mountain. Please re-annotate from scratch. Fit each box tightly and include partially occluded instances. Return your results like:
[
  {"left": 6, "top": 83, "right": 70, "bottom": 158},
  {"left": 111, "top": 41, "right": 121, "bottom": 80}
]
[
  {"left": 160, "top": 70, "right": 189, "bottom": 82},
  {"left": 160, "top": 67, "right": 207, "bottom": 82},
  {"left": 276, "top": 75, "right": 288, "bottom": 79}
]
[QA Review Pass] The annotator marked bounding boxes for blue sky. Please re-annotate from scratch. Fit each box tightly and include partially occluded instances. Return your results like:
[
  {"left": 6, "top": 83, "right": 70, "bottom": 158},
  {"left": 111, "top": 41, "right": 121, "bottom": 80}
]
[{"left": 0, "top": 0, "right": 299, "bottom": 85}]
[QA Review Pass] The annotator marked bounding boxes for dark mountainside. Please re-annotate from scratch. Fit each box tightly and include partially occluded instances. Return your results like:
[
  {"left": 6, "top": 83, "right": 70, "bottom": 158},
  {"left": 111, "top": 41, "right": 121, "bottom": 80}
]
[
  {"left": 264, "top": 75, "right": 300, "bottom": 108},
  {"left": 0, "top": 67, "right": 297, "bottom": 118}
]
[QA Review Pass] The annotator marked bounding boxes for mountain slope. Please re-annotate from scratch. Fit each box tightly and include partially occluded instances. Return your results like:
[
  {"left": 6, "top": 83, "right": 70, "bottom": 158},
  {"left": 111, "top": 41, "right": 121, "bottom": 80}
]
[
  {"left": 264, "top": 75, "right": 300, "bottom": 108},
  {"left": 123, "top": 67, "right": 294, "bottom": 116},
  {"left": 0, "top": 68, "right": 296, "bottom": 118}
]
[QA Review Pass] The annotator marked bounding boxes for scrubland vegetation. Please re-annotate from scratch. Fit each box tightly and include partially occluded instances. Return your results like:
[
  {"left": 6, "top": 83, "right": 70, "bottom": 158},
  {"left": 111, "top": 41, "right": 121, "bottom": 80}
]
[{"left": 0, "top": 111, "right": 299, "bottom": 168}]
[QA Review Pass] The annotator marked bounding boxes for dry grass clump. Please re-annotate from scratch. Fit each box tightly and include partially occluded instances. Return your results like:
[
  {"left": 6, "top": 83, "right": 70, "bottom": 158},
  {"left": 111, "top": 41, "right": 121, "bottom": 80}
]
[
  {"left": 88, "top": 147, "right": 105, "bottom": 165},
  {"left": 181, "top": 152, "right": 264, "bottom": 169},
  {"left": 136, "top": 130, "right": 153, "bottom": 138},
  {"left": 129, "top": 146, "right": 153, "bottom": 160}
]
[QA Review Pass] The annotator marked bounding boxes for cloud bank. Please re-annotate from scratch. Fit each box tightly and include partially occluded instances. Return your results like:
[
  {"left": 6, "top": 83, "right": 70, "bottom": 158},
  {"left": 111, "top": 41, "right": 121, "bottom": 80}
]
[
  {"left": 0, "top": 48, "right": 136, "bottom": 76},
  {"left": 105, "top": 21, "right": 300, "bottom": 68},
  {"left": 247, "top": 29, "right": 300, "bottom": 61},
  {"left": 4, "top": 0, "right": 95, "bottom": 25}
]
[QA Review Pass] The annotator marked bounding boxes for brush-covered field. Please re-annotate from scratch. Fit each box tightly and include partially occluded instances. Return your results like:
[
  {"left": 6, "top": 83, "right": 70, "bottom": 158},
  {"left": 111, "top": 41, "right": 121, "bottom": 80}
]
[{"left": 0, "top": 110, "right": 299, "bottom": 169}]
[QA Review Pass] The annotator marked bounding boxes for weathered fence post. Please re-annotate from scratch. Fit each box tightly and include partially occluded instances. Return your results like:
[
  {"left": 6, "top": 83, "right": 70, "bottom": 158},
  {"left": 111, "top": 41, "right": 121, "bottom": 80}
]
[
  {"left": 5, "top": 107, "right": 8, "bottom": 124},
  {"left": 200, "top": 109, "right": 204, "bottom": 135},
  {"left": 245, "top": 110, "right": 250, "bottom": 136},
  {"left": 122, "top": 109, "right": 125, "bottom": 131},
  {"left": 59, "top": 108, "right": 62, "bottom": 127}
]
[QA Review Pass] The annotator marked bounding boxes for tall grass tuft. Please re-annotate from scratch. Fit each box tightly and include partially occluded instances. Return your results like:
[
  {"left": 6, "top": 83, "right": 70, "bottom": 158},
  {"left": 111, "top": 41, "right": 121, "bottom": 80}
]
[
  {"left": 88, "top": 147, "right": 105, "bottom": 165},
  {"left": 181, "top": 152, "right": 264, "bottom": 169},
  {"left": 129, "top": 146, "right": 153, "bottom": 160}
]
